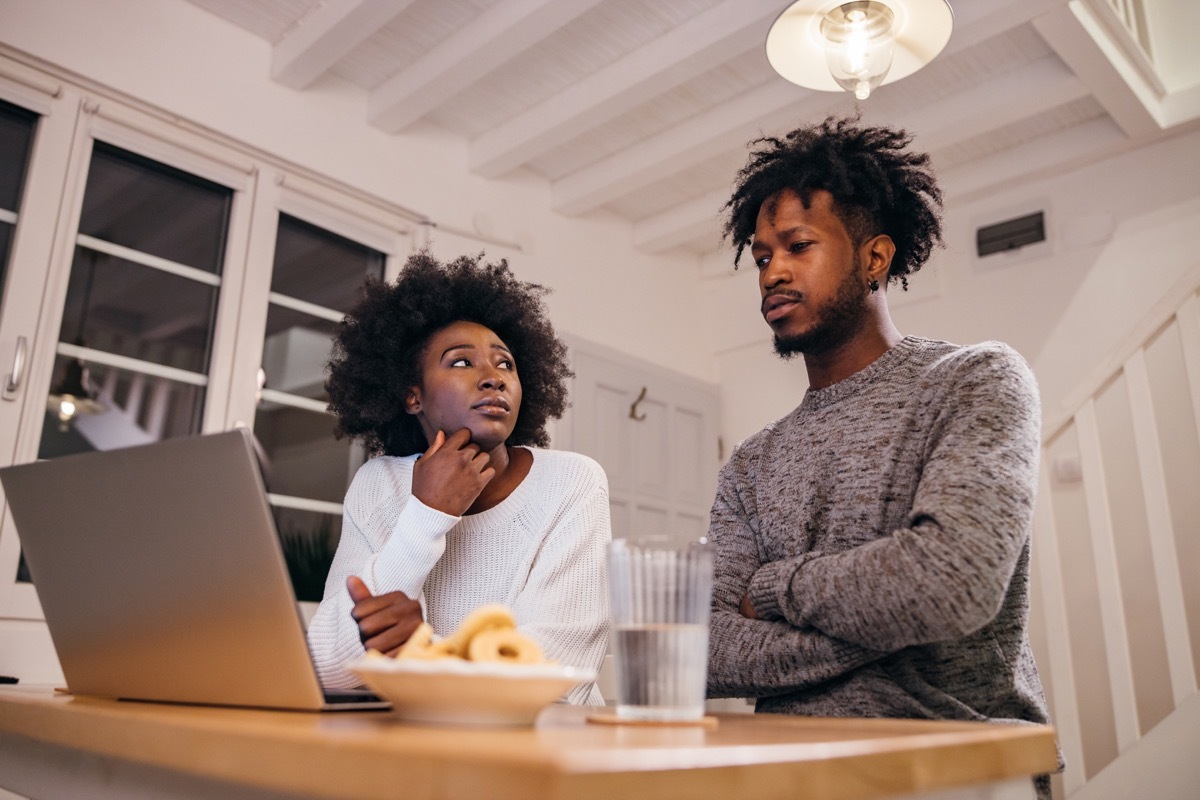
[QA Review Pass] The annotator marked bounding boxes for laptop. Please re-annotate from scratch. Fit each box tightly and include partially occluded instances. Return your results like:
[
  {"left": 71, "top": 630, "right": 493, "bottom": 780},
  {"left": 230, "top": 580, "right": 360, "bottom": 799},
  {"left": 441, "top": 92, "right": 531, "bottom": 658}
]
[{"left": 0, "top": 428, "right": 387, "bottom": 712}]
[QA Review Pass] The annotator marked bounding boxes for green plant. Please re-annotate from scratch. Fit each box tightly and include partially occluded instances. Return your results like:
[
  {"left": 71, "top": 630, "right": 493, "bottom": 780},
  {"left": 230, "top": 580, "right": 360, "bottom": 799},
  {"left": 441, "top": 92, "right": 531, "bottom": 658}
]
[{"left": 279, "top": 516, "right": 338, "bottom": 602}]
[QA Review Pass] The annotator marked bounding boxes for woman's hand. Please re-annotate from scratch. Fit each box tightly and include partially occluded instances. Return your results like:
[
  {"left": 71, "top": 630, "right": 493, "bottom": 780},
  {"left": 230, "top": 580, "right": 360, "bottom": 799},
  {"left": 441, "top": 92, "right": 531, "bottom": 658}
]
[
  {"left": 410, "top": 428, "right": 495, "bottom": 516},
  {"left": 347, "top": 575, "right": 424, "bottom": 655}
]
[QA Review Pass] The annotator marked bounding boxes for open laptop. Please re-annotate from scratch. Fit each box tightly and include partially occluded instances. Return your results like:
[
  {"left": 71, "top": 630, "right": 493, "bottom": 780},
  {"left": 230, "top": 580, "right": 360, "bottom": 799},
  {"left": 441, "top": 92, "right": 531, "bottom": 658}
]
[{"left": 0, "top": 428, "right": 387, "bottom": 712}]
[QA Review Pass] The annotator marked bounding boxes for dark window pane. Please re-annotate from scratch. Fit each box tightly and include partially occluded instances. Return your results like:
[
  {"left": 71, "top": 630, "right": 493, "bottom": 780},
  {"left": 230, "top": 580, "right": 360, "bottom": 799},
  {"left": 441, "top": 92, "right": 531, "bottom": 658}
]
[
  {"left": 271, "top": 214, "right": 385, "bottom": 310},
  {"left": 39, "top": 357, "right": 205, "bottom": 460},
  {"left": 253, "top": 404, "right": 362, "bottom": 504},
  {"left": 274, "top": 507, "right": 342, "bottom": 602},
  {"left": 261, "top": 305, "right": 338, "bottom": 400},
  {"left": 0, "top": 100, "right": 37, "bottom": 212},
  {"left": 57, "top": 247, "right": 219, "bottom": 374},
  {"left": 0, "top": 100, "right": 37, "bottom": 301},
  {"left": 77, "top": 142, "right": 231, "bottom": 274}
]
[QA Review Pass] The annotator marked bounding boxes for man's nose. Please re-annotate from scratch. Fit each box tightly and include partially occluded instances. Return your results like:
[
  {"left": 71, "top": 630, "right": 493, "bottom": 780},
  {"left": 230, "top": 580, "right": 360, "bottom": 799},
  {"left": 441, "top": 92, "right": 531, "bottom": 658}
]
[{"left": 760, "top": 254, "right": 791, "bottom": 290}]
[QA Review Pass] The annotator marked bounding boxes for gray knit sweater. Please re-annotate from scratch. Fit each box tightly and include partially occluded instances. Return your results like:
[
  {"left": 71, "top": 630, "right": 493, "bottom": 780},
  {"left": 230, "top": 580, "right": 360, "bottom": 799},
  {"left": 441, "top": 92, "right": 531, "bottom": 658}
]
[{"left": 707, "top": 336, "right": 1055, "bottom": 785}]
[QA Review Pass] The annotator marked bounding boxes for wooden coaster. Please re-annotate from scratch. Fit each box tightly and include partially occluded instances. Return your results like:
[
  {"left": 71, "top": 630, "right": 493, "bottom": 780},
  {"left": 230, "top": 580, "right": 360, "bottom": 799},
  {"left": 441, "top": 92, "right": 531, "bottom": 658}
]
[{"left": 586, "top": 713, "right": 718, "bottom": 729}]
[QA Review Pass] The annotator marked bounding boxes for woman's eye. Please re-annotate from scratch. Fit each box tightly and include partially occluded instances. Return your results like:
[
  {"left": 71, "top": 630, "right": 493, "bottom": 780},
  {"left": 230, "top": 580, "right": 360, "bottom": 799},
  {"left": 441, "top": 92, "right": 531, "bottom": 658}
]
[
  {"left": 499, "top": 358, "right": 515, "bottom": 370},
  {"left": 450, "top": 357, "right": 471, "bottom": 367}
]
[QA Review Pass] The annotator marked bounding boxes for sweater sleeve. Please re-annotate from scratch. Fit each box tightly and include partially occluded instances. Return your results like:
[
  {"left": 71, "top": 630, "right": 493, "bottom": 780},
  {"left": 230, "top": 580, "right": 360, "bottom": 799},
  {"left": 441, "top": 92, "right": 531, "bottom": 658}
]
[
  {"left": 511, "top": 458, "right": 612, "bottom": 705},
  {"left": 748, "top": 344, "right": 1042, "bottom": 650},
  {"left": 707, "top": 447, "right": 888, "bottom": 697},
  {"left": 306, "top": 460, "right": 459, "bottom": 689}
]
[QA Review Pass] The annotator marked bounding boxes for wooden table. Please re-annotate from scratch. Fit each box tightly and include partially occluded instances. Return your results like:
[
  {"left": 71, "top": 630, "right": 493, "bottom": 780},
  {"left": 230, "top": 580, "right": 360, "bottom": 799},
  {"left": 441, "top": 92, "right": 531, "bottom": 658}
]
[{"left": 0, "top": 685, "right": 1057, "bottom": 800}]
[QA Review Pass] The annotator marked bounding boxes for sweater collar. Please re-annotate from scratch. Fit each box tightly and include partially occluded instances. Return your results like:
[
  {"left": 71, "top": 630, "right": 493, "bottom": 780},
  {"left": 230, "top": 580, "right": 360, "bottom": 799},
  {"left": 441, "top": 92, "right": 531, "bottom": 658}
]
[{"left": 800, "top": 336, "right": 923, "bottom": 412}]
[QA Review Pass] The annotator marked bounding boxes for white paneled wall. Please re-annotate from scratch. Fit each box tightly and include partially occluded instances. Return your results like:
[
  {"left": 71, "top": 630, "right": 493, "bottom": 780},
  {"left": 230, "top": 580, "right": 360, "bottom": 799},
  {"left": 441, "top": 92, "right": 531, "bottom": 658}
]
[{"left": 1031, "top": 264, "right": 1200, "bottom": 796}]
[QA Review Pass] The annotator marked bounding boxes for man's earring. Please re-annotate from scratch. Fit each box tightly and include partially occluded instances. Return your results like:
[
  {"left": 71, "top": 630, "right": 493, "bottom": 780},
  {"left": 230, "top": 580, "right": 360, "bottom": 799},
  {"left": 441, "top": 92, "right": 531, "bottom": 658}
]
[{"left": 869, "top": 279, "right": 880, "bottom": 293}]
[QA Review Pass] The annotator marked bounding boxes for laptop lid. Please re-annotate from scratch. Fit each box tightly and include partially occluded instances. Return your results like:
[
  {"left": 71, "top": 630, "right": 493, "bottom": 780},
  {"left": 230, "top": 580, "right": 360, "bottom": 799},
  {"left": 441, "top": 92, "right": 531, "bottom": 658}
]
[{"left": 0, "top": 429, "right": 385, "bottom": 711}]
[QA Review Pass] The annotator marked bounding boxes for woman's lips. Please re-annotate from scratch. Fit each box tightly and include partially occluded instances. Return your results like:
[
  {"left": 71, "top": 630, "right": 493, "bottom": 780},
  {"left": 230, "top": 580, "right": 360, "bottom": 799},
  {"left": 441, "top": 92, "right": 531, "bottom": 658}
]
[{"left": 472, "top": 397, "right": 511, "bottom": 416}]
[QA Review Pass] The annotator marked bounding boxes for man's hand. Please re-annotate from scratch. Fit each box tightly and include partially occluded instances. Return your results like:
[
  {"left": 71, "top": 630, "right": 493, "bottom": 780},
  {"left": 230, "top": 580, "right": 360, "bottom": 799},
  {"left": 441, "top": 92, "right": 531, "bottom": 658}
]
[
  {"left": 411, "top": 428, "right": 495, "bottom": 516},
  {"left": 347, "top": 575, "right": 423, "bottom": 655},
  {"left": 739, "top": 594, "right": 760, "bottom": 620}
]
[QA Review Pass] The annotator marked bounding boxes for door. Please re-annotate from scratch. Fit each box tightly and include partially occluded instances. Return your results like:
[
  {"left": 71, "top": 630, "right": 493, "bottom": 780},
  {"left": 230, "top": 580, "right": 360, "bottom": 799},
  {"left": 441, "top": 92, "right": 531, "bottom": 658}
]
[{"left": 564, "top": 338, "right": 720, "bottom": 548}]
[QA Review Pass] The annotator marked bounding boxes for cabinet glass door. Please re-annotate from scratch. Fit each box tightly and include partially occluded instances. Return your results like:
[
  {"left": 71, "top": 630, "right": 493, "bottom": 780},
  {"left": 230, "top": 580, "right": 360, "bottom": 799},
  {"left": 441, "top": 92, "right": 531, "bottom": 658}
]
[
  {"left": 255, "top": 213, "right": 385, "bottom": 601},
  {"left": 13, "top": 141, "right": 235, "bottom": 589}
]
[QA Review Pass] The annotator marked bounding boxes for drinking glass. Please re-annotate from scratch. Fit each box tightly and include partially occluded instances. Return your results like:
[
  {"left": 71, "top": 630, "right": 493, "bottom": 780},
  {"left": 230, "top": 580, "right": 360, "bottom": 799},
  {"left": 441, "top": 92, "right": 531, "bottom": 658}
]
[{"left": 607, "top": 539, "right": 714, "bottom": 721}]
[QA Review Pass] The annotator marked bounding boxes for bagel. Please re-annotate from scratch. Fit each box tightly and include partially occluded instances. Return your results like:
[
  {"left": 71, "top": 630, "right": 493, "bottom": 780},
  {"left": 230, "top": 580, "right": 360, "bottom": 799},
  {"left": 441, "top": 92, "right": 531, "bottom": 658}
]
[
  {"left": 389, "top": 604, "right": 552, "bottom": 665},
  {"left": 438, "top": 604, "right": 517, "bottom": 657},
  {"left": 395, "top": 622, "right": 449, "bottom": 659},
  {"left": 466, "top": 627, "right": 544, "bottom": 664}
]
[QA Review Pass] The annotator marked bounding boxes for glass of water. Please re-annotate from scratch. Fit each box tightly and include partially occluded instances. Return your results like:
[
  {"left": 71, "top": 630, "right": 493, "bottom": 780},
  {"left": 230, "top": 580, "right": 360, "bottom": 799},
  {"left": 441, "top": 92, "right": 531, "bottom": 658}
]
[{"left": 607, "top": 539, "right": 714, "bottom": 721}]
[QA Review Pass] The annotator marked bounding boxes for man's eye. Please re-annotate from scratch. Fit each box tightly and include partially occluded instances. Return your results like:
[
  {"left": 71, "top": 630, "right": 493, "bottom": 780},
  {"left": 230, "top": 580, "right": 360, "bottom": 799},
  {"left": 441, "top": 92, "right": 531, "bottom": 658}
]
[
  {"left": 754, "top": 256, "right": 769, "bottom": 269},
  {"left": 789, "top": 241, "right": 811, "bottom": 253}
]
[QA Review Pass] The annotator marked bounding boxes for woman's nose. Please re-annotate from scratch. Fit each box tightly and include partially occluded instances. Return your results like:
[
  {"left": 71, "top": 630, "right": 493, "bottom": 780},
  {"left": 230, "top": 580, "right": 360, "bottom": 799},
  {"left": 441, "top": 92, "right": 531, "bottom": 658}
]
[{"left": 479, "top": 370, "right": 505, "bottom": 390}]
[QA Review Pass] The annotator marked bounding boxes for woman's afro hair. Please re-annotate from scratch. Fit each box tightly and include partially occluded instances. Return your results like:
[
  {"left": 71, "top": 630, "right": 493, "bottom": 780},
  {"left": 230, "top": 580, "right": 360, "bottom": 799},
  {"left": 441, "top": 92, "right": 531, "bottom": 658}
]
[
  {"left": 722, "top": 114, "right": 943, "bottom": 288},
  {"left": 325, "top": 250, "right": 572, "bottom": 457}
]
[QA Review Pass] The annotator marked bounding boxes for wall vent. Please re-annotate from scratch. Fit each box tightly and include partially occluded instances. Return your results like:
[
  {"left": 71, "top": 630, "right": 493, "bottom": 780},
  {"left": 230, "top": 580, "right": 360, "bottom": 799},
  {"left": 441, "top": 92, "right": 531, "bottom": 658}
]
[{"left": 976, "top": 211, "right": 1045, "bottom": 257}]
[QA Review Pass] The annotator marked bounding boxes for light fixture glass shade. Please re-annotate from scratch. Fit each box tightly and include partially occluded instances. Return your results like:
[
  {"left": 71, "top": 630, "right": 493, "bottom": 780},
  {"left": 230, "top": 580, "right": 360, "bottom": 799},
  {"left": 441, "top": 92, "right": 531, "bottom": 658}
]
[
  {"left": 766, "top": 0, "right": 953, "bottom": 97},
  {"left": 821, "top": 2, "right": 895, "bottom": 100}
]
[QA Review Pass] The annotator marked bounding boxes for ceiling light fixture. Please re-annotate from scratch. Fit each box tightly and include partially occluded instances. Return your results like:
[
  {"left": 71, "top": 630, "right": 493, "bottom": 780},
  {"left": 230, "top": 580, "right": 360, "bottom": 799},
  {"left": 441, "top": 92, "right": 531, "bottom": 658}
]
[{"left": 766, "top": 0, "right": 954, "bottom": 100}]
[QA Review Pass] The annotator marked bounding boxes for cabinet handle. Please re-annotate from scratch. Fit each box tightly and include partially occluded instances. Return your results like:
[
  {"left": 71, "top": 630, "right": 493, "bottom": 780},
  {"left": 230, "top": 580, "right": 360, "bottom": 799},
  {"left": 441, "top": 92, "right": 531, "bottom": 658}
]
[{"left": 3, "top": 336, "right": 28, "bottom": 401}]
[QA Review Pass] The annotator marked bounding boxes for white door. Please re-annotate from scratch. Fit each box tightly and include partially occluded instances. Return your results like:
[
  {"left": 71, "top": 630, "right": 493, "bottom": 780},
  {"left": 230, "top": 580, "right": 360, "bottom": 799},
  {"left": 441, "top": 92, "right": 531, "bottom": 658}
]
[{"left": 563, "top": 338, "right": 719, "bottom": 548}]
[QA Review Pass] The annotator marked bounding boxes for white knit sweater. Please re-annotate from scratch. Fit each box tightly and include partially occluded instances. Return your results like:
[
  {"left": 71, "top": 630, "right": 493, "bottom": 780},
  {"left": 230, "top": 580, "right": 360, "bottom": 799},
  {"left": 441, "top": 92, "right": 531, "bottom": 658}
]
[{"left": 307, "top": 447, "right": 612, "bottom": 705}]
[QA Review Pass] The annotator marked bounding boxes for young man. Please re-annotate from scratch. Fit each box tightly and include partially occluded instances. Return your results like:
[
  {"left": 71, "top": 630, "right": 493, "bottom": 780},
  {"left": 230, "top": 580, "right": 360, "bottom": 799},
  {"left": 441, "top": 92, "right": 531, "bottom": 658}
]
[{"left": 707, "top": 117, "right": 1059, "bottom": 797}]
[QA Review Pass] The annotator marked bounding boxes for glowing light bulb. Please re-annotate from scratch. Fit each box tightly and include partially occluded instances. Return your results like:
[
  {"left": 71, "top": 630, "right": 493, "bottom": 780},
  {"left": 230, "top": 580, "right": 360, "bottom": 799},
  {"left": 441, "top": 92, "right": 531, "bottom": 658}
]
[{"left": 821, "top": 2, "right": 895, "bottom": 100}]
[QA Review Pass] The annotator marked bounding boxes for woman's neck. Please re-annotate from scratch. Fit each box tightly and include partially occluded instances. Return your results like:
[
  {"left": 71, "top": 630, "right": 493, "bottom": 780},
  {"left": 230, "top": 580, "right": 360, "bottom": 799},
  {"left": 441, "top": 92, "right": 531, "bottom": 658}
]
[{"left": 466, "top": 445, "right": 532, "bottom": 514}]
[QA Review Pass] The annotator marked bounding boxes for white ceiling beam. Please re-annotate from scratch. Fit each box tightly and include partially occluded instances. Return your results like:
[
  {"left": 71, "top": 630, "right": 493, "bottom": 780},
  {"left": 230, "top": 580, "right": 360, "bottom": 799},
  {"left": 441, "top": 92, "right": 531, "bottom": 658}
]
[
  {"left": 633, "top": 55, "right": 1089, "bottom": 255},
  {"left": 1033, "top": 1, "right": 1162, "bottom": 137},
  {"left": 271, "top": 0, "right": 417, "bottom": 89},
  {"left": 468, "top": 0, "right": 785, "bottom": 179},
  {"left": 888, "top": 55, "right": 1090, "bottom": 152},
  {"left": 550, "top": 0, "right": 1076, "bottom": 218},
  {"left": 368, "top": 0, "right": 606, "bottom": 133},
  {"left": 552, "top": 82, "right": 843, "bottom": 216},
  {"left": 938, "top": 0, "right": 1070, "bottom": 57},
  {"left": 633, "top": 188, "right": 730, "bottom": 255},
  {"left": 940, "top": 116, "right": 1128, "bottom": 201}
]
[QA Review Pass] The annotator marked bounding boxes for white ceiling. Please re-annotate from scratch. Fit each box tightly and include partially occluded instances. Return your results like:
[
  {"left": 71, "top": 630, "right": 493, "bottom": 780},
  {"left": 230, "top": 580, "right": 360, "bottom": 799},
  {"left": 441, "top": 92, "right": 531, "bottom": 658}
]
[{"left": 183, "top": 0, "right": 1199, "bottom": 256}]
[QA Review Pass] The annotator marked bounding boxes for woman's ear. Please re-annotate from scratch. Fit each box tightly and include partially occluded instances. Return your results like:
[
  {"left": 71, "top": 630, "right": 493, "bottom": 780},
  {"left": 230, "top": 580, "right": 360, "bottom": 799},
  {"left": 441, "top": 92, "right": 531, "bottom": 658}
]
[{"left": 404, "top": 387, "right": 422, "bottom": 415}]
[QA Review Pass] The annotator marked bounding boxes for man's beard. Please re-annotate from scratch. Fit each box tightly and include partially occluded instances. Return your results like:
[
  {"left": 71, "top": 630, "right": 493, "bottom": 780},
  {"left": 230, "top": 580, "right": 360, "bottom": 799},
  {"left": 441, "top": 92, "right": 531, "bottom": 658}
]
[{"left": 772, "top": 261, "right": 870, "bottom": 360}]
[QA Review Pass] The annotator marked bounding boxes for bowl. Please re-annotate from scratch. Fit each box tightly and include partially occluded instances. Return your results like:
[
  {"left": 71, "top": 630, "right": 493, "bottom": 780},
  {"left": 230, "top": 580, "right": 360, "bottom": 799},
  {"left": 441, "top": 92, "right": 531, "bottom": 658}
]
[{"left": 348, "top": 656, "right": 596, "bottom": 726}]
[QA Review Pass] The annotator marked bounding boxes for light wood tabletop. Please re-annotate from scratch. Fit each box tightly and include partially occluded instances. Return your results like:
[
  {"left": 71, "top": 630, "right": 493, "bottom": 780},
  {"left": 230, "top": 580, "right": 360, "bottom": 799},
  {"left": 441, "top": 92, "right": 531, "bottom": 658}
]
[{"left": 0, "top": 685, "right": 1057, "bottom": 800}]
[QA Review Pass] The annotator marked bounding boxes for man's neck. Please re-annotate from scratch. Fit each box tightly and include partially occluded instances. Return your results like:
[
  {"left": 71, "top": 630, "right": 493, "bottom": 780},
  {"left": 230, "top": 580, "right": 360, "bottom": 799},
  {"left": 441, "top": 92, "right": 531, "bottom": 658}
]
[{"left": 803, "top": 311, "right": 903, "bottom": 390}]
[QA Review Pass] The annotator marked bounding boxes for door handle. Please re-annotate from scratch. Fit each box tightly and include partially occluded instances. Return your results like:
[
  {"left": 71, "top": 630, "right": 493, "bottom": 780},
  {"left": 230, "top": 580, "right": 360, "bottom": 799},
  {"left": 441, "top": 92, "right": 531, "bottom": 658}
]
[{"left": 2, "top": 335, "right": 27, "bottom": 401}]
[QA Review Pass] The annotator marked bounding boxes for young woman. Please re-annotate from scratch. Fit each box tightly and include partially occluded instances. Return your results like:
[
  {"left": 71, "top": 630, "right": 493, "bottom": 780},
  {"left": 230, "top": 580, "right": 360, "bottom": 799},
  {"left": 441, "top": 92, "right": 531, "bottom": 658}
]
[{"left": 306, "top": 252, "right": 610, "bottom": 704}]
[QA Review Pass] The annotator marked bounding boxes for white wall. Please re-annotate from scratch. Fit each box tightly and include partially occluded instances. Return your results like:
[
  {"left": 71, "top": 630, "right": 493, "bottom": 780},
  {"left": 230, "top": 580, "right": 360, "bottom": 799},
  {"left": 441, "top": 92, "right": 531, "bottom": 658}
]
[
  {"left": 0, "top": 0, "right": 716, "bottom": 384},
  {"left": 2, "top": 0, "right": 1198, "bottom": 461},
  {"left": 701, "top": 126, "right": 1200, "bottom": 451}
]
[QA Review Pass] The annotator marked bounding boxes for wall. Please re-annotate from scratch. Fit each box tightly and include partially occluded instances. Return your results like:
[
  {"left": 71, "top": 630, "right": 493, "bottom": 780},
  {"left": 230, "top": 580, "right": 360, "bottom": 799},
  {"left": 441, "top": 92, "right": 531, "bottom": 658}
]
[
  {"left": 0, "top": 0, "right": 716, "bottom": 384},
  {"left": 5, "top": 1, "right": 1198, "bottom": 455},
  {"left": 703, "top": 126, "right": 1200, "bottom": 450}
]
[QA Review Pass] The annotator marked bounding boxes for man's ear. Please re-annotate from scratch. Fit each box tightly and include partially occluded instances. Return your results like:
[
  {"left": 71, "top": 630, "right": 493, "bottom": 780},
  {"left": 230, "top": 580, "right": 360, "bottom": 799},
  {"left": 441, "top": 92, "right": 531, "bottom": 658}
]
[
  {"left": 864, "top": 234, "right": 896, "bottom": 285},
  {"left": 404, "top": 387, "right": 422, "bottom": 415}
]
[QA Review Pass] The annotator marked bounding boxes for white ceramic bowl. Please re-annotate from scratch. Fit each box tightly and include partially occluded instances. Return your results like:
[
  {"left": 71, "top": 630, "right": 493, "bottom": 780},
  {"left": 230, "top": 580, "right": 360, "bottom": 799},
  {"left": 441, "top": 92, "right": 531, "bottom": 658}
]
[{"left": 348, "top": 656, "right": 596, "bottom": 726}]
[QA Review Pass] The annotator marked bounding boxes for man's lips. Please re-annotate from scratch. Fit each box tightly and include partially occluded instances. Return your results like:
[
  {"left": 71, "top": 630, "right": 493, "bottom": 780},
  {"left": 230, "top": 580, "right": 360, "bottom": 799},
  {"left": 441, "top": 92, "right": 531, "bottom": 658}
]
[{"left": 762, "top": 291, "right": 801, "bottom": 323}]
